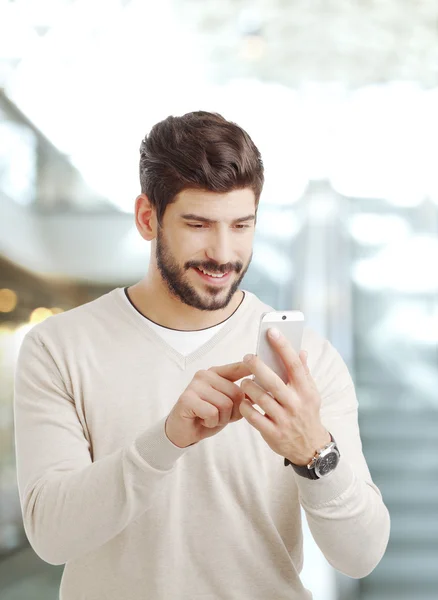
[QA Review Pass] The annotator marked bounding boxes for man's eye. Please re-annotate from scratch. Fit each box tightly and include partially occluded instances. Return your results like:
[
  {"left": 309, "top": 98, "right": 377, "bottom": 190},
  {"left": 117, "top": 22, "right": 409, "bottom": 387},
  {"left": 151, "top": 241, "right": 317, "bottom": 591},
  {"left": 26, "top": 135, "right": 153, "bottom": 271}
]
[{"left": 186, "top": 223, "right": 250, "bottom": 229}]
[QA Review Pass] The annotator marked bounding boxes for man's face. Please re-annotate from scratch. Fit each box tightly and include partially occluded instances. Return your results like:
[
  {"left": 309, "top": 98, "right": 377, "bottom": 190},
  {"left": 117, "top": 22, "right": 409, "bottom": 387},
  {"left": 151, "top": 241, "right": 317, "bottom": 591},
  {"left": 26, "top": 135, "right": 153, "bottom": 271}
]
[{"left": 155, "top": 188, "right": 256, "bottom": 312}]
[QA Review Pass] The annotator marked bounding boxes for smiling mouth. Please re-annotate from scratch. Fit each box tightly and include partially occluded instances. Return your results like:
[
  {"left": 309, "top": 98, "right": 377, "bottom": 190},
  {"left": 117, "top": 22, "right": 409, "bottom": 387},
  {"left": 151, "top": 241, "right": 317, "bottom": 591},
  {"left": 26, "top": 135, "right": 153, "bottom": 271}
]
[
  {"left": 192, "top": 267, "right": 233, "bottom": 284},
  {"left": 196, "top": 267, "right": 228, "bottom": 278}
]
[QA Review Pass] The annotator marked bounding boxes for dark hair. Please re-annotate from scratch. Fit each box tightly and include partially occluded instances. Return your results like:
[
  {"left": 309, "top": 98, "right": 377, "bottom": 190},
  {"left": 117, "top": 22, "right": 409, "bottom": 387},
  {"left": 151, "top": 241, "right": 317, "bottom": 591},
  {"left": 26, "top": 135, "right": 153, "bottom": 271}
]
[{"left": 139, "top": 111, "right": 264, "bottom": 225}]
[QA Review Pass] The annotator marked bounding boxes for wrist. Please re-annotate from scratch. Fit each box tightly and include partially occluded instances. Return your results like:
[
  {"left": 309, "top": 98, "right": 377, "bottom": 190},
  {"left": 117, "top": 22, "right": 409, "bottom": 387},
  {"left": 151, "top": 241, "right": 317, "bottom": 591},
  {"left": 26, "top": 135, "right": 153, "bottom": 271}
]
[
  {"left": 165, "top": 416, "right": 191, "bottom": 448},
  {"left": 288, "top": 428, "right": 332, "bottom": 466}
]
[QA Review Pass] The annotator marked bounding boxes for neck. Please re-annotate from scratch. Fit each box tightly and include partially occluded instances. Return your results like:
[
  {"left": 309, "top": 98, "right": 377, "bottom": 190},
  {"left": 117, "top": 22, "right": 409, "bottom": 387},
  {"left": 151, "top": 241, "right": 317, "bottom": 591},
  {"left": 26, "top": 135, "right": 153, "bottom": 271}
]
[{"left": 127, "top": 275, "right": 244, "bottom": 331}]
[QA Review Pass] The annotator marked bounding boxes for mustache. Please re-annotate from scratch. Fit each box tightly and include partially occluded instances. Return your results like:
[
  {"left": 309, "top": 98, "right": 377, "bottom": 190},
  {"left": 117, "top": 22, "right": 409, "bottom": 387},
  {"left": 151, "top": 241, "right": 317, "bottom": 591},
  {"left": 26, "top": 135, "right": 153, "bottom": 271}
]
[{"left": 186, "top": 261, "right": 242, "bottom": 274}]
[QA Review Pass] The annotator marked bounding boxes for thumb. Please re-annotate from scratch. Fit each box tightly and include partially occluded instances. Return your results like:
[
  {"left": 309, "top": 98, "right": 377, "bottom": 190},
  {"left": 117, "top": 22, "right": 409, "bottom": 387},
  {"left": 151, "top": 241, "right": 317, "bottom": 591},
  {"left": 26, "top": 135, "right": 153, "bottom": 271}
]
[{"left": 209, "top": 361, "right": 253, "bottom": 382}]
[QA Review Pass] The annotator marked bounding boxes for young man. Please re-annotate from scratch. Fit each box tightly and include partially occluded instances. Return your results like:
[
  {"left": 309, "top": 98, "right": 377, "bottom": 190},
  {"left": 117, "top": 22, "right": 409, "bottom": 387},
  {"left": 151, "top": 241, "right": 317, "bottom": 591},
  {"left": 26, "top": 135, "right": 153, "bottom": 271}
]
[{"left": 14, "top": 111, "right": 389, "bottom": 599}]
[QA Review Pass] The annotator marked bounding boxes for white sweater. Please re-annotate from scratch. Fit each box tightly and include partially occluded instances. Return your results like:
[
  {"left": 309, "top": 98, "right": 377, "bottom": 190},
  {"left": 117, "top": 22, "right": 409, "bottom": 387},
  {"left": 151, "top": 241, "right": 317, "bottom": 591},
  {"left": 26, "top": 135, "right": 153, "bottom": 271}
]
[{"left": 13, "top": 288, "right": 390, "bottom": 600}]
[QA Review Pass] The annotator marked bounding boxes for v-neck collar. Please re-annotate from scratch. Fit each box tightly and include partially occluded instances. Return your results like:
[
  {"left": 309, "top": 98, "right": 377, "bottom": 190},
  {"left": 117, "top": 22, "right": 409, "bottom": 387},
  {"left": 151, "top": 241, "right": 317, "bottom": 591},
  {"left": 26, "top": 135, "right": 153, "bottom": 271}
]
[{"left": 112, "top": 287, "right": 255, "bottom": 369}]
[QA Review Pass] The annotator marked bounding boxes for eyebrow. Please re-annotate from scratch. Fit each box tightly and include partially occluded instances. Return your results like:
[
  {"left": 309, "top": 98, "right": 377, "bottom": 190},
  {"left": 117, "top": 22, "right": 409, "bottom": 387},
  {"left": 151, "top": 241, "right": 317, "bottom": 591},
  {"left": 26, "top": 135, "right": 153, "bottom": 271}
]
[{"left": 180, "top": 214, "right": 255, "bottom": 224}]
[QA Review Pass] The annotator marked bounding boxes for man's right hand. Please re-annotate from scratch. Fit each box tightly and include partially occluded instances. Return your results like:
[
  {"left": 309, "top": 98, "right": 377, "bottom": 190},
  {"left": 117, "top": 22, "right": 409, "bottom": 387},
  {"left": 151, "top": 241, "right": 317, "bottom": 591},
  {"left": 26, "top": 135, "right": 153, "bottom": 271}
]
[{"left": 165, "top": 362, "right": 253, "bottom": 448}]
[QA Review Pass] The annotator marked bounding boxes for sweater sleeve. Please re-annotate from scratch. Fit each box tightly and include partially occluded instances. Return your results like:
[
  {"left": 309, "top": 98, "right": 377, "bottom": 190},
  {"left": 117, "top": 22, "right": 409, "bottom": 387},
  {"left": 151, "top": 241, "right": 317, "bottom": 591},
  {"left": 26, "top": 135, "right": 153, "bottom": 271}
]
[
  {"left": 294, "top": 340, "right": 390, "bottom": 579},
  {"left": 13, "top": 331, "right": 189, "bottom": 566}
]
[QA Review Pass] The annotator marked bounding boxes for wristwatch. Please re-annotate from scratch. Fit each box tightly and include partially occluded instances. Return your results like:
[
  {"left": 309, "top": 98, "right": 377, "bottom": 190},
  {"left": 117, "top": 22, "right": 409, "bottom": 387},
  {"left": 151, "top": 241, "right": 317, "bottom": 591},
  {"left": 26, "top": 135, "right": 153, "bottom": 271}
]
[{"left": 284, "top": 433, "right": 340, "bottom": 479}]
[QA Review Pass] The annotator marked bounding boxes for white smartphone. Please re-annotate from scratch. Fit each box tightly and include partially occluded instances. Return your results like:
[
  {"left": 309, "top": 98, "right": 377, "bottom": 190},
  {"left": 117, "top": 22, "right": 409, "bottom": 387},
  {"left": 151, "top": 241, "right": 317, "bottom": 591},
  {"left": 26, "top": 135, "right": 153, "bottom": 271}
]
[{"left": 254, "top": 310, "right": 305, "bottom": 387}]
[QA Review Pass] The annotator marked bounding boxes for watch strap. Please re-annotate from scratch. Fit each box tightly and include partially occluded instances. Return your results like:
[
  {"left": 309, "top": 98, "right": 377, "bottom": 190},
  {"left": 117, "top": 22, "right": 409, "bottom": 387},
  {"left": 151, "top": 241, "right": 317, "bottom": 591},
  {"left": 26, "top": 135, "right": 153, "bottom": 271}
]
[{"left": 286, "top": 459, "right": 320, "bottom": 479}]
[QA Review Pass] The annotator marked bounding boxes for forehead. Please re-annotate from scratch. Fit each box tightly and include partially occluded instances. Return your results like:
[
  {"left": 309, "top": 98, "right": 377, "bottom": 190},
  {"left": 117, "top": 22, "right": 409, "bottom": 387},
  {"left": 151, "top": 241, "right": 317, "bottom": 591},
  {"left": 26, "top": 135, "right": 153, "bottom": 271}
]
[{"left": 172, "top": 188, "right": 256, "bottom": 218}]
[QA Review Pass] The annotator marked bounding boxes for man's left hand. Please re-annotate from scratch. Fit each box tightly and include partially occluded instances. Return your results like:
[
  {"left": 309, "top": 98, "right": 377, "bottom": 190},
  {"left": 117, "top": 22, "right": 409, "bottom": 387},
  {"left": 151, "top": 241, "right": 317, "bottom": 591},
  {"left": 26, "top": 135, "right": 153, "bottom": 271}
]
[{"left": 239, "top": 327, "right": 331, "bottom": 466}]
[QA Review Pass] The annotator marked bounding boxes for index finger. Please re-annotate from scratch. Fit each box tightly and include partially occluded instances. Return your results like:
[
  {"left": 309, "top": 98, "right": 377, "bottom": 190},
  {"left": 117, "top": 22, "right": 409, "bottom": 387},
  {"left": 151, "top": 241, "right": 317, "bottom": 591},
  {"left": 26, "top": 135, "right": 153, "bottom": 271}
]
[
  {"left": 209, "top": 361, "right": 253, "bottom": 382},
  {"left": 267, "top": 328, "right": 308, "bottom": 390}
]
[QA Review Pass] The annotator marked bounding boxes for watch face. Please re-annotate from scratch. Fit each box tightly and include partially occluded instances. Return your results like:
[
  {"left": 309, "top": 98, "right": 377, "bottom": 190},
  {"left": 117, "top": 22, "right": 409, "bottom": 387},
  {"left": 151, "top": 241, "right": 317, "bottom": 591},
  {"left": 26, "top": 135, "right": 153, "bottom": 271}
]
[{"left": 316, "top": 451, "right": 340, "bottom": 477}]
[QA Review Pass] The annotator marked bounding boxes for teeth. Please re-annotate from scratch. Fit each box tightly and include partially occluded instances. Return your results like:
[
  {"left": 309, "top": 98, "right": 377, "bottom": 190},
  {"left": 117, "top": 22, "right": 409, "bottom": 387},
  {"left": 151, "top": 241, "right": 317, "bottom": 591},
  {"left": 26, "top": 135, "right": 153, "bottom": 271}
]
[{"left": 198, "top": 268, "right": 226, "bottom": 278}]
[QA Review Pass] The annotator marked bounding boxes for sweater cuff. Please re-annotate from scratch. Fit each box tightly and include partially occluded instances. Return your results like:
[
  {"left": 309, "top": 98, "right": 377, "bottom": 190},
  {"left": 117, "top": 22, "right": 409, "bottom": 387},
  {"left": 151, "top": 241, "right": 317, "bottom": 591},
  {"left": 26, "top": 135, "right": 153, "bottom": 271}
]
[
  {"left": 134, "top": 415, "right": 191, "bottom": 471},
  {"left": 294, "top": 458, "right": 355, "bottom": 508}
]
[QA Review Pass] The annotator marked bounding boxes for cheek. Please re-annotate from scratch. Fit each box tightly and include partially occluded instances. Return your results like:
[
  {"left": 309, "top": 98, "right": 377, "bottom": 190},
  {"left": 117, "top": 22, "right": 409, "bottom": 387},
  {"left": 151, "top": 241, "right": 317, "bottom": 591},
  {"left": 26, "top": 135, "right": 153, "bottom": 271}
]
[
  {"left": 179, "top": 232, "right": 205, "bottom": 258},
  {"left": 240, "top": 235, "right": 254, "bottom": 257}
]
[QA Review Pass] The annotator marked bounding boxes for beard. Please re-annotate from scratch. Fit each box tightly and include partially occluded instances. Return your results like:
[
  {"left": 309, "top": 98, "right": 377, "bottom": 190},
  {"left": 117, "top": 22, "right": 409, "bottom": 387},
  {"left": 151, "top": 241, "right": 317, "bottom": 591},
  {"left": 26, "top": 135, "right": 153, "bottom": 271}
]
[{"left": 155, "top": 227, "right": 252, "bottom": 312}]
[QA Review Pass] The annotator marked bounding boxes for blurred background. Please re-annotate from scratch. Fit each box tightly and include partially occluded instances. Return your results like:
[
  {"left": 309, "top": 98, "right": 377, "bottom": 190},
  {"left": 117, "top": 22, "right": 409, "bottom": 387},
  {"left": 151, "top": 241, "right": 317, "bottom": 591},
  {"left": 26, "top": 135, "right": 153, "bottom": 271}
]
[{"left": 0, "top": 0, "right": 437, "bottom": 599}]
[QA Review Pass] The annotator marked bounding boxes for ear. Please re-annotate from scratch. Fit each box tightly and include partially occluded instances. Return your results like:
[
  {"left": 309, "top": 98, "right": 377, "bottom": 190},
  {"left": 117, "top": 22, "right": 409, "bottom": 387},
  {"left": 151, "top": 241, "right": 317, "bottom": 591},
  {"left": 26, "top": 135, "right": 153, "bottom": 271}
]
[{"left": 135, "top": 194, "right": 158, "bottom": 241}]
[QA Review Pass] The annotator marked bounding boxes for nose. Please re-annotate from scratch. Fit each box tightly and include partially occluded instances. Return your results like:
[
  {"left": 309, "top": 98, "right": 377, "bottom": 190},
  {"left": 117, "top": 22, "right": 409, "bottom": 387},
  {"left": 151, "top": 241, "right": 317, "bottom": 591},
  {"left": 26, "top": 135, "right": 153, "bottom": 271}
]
[{"left": 205, "top": 228, "right": 233, "bottom": 267}]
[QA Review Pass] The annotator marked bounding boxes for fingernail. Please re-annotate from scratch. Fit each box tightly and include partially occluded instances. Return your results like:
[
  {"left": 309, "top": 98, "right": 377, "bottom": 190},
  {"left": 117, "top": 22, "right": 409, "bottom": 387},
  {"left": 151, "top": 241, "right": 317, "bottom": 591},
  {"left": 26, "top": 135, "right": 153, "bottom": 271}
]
[
  {"left": 243, "top": 354, "right": 253, "bottom": 363},
  {"left": 303, "top": 350, "right": 308, "bottom": 359},
  {"left": 268, "top": 327, "right": 280, "bottom": 339}
]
